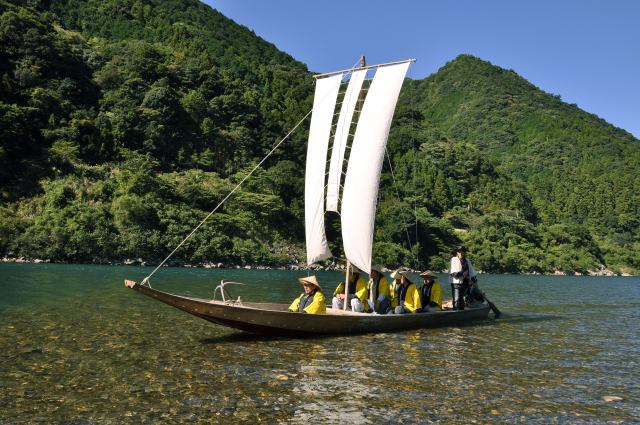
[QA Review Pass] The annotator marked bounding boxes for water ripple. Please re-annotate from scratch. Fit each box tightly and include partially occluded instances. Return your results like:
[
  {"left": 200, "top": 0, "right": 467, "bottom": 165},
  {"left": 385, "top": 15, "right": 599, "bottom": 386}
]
[{"left": 1, "top": 264, "right": 639, "bottom": 423}]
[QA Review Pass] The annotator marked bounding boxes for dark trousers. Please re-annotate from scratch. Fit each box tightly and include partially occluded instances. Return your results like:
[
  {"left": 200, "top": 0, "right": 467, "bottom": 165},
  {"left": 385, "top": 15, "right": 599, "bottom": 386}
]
[{"left": 452, "top": 283, "right": 467, "bottom": 310}]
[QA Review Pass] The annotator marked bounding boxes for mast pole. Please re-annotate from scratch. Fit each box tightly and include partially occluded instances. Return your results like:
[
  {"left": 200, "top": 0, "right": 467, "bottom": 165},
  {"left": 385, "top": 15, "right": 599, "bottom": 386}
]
[
  {"left": 356, "top": 55, "right": 366, "bottom": 113},
  {"left": 313, "top": 58, "right": 416, "bottom": 79},
  {"left": 344, "top": 261, "right": 351, "bottom": 311},
  {"left": 342, "top": 56, "right": 365, "bottom": 312}
]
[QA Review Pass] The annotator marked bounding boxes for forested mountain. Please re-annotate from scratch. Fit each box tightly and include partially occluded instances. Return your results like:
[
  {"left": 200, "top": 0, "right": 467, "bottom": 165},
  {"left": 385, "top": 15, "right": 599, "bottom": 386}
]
[
  {"left": 380, "top": 56, "right": 640, "bottom": 273},
  {"left": 1, "top": 0, "right": 638, "bottom": 274}
]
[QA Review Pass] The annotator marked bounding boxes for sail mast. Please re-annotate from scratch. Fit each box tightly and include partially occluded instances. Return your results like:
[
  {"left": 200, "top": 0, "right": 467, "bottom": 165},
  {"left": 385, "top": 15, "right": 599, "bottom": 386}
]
[
  {"left": 304, "top": 74, "right": 342, "bottom": 265},
  {"left": 313, "top": 58, "right": 416, "bottom": 79},
  {"left": 341, "top": 61, "right": 411, "bottom": 274},
  {"left": 326, "top": 65, "right": 367, "bottom": 212},
  {"left": 356, "top": 55, "right": 367, "bottom": 117},
  {"left": 342, "top": 56, "right": 366, "bottom": 311}
]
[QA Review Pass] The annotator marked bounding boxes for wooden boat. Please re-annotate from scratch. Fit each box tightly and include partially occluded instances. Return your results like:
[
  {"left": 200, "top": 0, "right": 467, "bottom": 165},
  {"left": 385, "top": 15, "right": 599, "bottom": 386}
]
[
  {"left": 125, "top": 280, "right": 491, "bottom": 336},
  {"left": 125, "top": 57, "right": 498, "bottom": 335}
]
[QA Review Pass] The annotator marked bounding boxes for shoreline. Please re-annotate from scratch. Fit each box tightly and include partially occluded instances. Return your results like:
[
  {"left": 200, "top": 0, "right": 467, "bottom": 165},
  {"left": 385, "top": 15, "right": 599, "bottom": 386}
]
[{"left": 1, "top": 256, "right": 634, "bottom": 277}]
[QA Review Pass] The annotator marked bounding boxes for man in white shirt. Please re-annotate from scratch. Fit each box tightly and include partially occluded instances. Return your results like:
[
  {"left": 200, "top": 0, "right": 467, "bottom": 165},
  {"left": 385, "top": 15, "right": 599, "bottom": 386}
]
[{"left": 449, "top": 245, "right": 477, "bottom": 310}]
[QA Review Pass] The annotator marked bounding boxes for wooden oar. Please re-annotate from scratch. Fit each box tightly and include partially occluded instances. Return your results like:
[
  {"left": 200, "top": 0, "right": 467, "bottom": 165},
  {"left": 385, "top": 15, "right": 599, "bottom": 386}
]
[
  {"left": 481, "top": 291, "right": 501, "bottom": 318},
  {"left": 472, "top": 279, "right": 501, "bottom": 318}
]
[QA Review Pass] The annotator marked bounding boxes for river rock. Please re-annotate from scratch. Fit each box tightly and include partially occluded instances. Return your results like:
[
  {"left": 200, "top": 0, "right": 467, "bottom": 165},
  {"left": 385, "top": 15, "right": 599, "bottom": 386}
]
[{"left": 602, "top": 395, "right": 624, "bottom": 402}]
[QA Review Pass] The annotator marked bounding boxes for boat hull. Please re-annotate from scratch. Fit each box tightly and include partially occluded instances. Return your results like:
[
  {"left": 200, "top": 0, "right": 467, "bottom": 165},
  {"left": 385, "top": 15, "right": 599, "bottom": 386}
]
[{"left": 129, "top": 283, "right": 491, "bottom": 336}]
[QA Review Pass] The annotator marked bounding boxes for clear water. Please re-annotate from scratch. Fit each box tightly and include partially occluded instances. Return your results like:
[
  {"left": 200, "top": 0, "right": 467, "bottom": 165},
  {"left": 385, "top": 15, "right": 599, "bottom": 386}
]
[{"left": 1, "top": 263, "right": 639, "bottom": 424}]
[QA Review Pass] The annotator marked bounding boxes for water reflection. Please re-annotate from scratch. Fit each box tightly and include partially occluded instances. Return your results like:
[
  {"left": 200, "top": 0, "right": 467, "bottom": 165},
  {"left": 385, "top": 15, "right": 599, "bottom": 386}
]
[{"left": 1, "top": 264, "right": 639, "bottom": 423}]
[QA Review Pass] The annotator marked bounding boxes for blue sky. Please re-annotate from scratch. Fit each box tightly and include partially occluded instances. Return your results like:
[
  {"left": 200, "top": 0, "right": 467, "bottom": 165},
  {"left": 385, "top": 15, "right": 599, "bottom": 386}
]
[{"left": 208, "top": 0, "right": 639, "bottom": 138}]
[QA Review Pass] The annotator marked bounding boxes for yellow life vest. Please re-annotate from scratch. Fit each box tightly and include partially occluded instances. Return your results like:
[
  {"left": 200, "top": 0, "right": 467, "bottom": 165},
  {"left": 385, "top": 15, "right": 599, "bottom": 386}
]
[
  {"left": 333, "top": 275, "right": 368, "bottom": 303},
  {"left": 288, "top": 290, "right": 327, "bottom": 314},
  {"left": 368, "top": 276, "right": 392, "bottom": 299},
  {"left": 397, "top": 282, "right": 422, "bottom": 313},
  {"left": 421, "top": 281, "right": 442, "bottom": 310},
  {"left": 389, "top": 278, "right": 401, "bottom": 308}
]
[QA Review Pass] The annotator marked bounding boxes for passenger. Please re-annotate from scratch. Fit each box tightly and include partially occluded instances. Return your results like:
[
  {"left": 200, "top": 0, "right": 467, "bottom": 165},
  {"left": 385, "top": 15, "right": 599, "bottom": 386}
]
[
  {"left": 332, "top": 267, "right": 368, "bottom": 312},
  {"left": 391, "top": 270, "right": 422, "bottom": 314},
  {"left": 419, "top": 271, "right": 442, "bottom": 312},
  {"left": 367, "top": 265, "right": 392, "bottom": 314},
  {"left": 389, "top": 269, "right": 402, "bottom": 310},
  {"left": 449, "top": 245, "right": 477, "bottom": 310},
  {"left": 289, "top": 275, "right": 326, "bottom": 314}
]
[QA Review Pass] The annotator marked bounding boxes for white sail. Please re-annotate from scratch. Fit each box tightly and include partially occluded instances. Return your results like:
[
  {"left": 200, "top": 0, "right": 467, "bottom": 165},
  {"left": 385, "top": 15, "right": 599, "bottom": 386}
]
[
  {"left": 326, "top": 69, "right": 367, "bottom": 212},
  {"left": 340, "top": 62, "right": 410, "bottom": 273},
  {"left": 304, "top": 74, "right": 342, "bottom": 265}
]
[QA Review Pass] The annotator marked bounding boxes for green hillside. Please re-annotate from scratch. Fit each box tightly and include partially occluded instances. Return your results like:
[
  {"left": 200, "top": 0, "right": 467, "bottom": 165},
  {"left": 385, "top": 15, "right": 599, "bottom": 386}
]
[
  {"left": 384, "top": 56, "right": 640, "bottom": 273},
  {"left": 1, "top": 0, "right": 638, "bottom": 274}
]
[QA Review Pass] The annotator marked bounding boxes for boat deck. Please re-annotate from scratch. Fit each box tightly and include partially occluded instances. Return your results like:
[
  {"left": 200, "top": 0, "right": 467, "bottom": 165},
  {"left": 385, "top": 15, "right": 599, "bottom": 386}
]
[{"left": 130, "top": 284, "right": 492, "bottom": 335}]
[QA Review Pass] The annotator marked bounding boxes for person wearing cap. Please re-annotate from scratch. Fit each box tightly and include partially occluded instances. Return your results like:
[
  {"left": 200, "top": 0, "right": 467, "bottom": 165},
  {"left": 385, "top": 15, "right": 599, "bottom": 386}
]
[
  {"left": 449, "top": 245, "right": 477, "bottom": 310},
  {"left": 391, "top": 270, "right": 422, "bottom": 314},
  {"left": 419, "top": 271, "right": 442, "bottom": 312},
  {"left": 332, "top": 267, "right": 368, "bottom": 312},
  {"left": 289, "top": 275, "right": 327, "bottom": 314},
  {"left": 367, "top": 265, "right": 392, "bottom": 314}
]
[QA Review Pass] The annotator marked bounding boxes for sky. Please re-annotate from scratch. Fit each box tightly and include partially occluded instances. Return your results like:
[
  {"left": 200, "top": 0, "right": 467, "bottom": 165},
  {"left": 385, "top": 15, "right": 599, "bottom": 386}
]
[{"left": 208, "top": 0, "right": 639, "bottom": 139}]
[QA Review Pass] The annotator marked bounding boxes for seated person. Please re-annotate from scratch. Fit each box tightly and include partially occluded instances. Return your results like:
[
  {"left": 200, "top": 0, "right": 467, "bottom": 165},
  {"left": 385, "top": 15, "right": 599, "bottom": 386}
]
[
  {"left": 289, "top": 275, "right": 326, "bottom": 314},
  {"left": 388, "top": 269, "right": 402, "bottom": 310},
  {"left": 390, "top": 270, "right": 422, "bottom": 314},
  {"left": 367, "top": 265, "right": 392, "bottom": 314},
  {"left": 332, "top": 267, "right": 368, "bottom": 312},
  {"left": 419, "top": 271, "right": 442, "bottom": 312}
]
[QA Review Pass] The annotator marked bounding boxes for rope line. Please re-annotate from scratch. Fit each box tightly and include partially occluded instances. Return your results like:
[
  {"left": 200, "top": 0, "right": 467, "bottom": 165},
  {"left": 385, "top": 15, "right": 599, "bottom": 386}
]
[
  {"left": 143, "top": 109, "right": 313, "bottom": 284},
  {"left": 409, "top": 64, "right": 420, "bottom": 269},
  {"left": 143, "top": 69, "right": 357, "bottom": 284},
  {"left": 385, "top": 147, "right": 414, "bottom": 259}
]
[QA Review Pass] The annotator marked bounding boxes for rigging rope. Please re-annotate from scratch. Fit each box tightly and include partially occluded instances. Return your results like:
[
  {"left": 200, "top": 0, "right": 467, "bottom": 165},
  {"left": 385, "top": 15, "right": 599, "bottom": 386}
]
[
  {"left": 142, "top": 69, "right": 359, "bottom": 285},
  {"left": 383, "top": 63, "right": 420, "bottom": 270},
  {"left": 142, "top": 108, "right": 314, "bottom": 285},
  {"left": 409, "top": 64, "right": 420, "bottom": 269},
  {"left": 384, "top": 147, "right": 415, "bottom": 261}
]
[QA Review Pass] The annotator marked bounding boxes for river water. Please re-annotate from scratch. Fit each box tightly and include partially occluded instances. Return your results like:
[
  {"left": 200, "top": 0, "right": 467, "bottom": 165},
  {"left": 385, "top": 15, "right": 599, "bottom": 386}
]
[{"left": 1, "top": 263, "right": 638, "bottom": 424}]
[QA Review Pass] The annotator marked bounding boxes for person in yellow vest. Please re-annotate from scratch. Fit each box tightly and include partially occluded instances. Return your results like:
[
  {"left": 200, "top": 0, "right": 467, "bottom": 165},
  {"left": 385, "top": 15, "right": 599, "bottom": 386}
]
[
  {"left": 289, "top": 275, "right": 326, "bottom": 314},
  {"left": 367, "top": 265, "right": 392, "bottom": 314},
  {"left": 332, "top": 267, "right": 368, "bottom": 312},
  {"left": 419, "top": 271, "right": 442, "bottom": 312},
  {"left": 389, "top": 269, "right": 402, "bottom": 309},
  {"left": 391, "top": 270, "right": 422, "bottom": 314}
]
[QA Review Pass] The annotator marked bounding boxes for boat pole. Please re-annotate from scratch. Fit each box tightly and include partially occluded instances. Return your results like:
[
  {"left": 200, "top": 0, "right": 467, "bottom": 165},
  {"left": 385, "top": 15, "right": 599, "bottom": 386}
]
[
  {"left": 313, "top": 58, "right": 416, "bottom": 79},
  {"left": 344, "top": 261, "right": 351, "bottom": 311}
]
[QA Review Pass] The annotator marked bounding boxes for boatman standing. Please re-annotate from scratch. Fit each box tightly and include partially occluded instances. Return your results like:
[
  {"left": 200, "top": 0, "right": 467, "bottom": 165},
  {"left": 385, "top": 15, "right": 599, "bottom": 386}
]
[
  {"left": 289, "top": 275, "right": 326, "bottom": 314},
  {"left": 332, "top": 267, "right": 368, "bottom": 312},
  {"left": 449, "top": 246, "right": 477, "bottom": 310}
]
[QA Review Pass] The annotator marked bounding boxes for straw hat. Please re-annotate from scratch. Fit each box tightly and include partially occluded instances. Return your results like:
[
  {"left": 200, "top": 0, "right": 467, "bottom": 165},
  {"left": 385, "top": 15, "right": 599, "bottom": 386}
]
[
  {"left": 398, "top": 269, "right": 417, "bottom": 283},
  {"left": 370, "top": 265, "right": 384, "bottom": 274},
  {"left": 390, "top": 269, "right": 402, "bottom": 279},
  {"left": 298, "top": 275, "right": 321, "bottom": 290},
  {"left": 420, "top": 270, "right": 437, "bottom": 279}
]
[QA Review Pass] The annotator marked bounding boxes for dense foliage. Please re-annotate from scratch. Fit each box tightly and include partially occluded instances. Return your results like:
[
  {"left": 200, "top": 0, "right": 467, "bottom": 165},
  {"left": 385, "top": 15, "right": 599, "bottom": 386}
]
[
  {"left": 1, "top": 0, "right": 638, "bottom": 274},
  {"left": 383, "top": 56, "right": 640, "bottom": 273}
]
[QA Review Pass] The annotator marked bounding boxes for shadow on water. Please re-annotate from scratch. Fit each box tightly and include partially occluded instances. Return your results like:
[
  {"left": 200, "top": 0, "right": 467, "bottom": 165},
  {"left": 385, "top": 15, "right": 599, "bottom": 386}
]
[
  {"left": 200, "top": 332, "right": 342, "bottom": 345},
  {"left": 198, "top": 314, "right": 531, "bottom": 345},
  {"left": 493, "top": 312, "right": 564, "bottom": 324}
]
